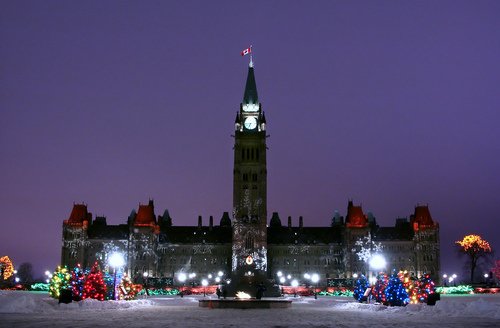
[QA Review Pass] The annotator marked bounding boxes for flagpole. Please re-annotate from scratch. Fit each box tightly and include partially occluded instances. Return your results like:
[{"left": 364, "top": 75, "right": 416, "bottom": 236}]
[{"left": 249, "top": 45, "right": 253, "bottom": 67}]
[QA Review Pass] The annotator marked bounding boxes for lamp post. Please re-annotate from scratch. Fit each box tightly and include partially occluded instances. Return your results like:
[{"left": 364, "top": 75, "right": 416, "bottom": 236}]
[
  {"left": 202, "top": 279, "right": 208, "bottom": 297},
  {"left": 108, "top": 252, "right": 125, "bottom": 300},
  {"left": 311, "top": 273, "right": 319, "bottom": 299},
  {"left": 291, "top": 279, "right": 298, "bottom": 297},
  {"left": 369, "top": 254, "right": 386, "bottom": 282},
  {"left": 443, "top": 274, "right": 448, "bottom": 287}
]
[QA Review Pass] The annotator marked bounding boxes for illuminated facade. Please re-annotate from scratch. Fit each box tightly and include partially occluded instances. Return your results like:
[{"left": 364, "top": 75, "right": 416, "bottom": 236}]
[{"left": 61, "top": 62, "right": 440, "bottom": 284}]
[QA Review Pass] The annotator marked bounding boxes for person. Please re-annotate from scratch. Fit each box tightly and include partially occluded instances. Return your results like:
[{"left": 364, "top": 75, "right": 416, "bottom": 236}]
[
  {"left": 222, "top": 287, "right": 227, "bottom": 299},
  {"left": 256, "top": 282, "right": 266, "bottom": 300},
  {"left": 216, "top": 287, "right": 221, "bottom": 299}
]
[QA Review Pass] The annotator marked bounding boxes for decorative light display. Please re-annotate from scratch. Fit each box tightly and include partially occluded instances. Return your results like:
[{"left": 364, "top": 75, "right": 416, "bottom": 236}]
[
  {"left": 0, "top": 256, "right": 14, "bottom": 280},
  {"left": 70, "top": 264, "right": 85, "bottom": 301},
  {"left": 417, "top": 273, "right": 436, "bottom": 303},
  {"left": 137, "top": 288, "right": 179, "bottom": 296},
  {"left": 49, "top": 266, "right": 71, "bottom": 299},
  {"left": 456, "top": 234, "right": 492, "bottom": 253},
  {"left": 435, "top": 285, "right": 474, "bottom": 294},
  {"left": 117, "top": 273, "right": 138, "bottom": 300},
  {"left": 353, "top": 274, "right": 369, "bottom": 302},
  {"left": 102, "top": 270, "right": 117, "bottom": 300},
  {"left": 456, "top": 234, "right": 492, "bottom": 282},
  {"left": 371, "top": 273, "right": 389, "bottom": 304},
  {"left": 82, "top": 262, "right": 107, "bottom": 301},
  {"left": 398, "top": 271, "right": 419, "bottom": 304},
  {"left": 30, "top": 283, "right": 50, "bottom": 291},
  {"left": 384, "top": 271, "right": 409, "bottom": 306}
]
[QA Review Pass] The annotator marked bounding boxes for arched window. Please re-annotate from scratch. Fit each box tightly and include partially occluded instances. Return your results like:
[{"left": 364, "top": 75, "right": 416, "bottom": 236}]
[{"left": 245, "top": 234, "right": 254, "bottom": 250}]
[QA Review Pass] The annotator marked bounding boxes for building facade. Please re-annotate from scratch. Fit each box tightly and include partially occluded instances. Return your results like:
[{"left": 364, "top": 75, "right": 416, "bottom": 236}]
[{"left": 61, "top": 61, "right": 440, "bottom": 285}]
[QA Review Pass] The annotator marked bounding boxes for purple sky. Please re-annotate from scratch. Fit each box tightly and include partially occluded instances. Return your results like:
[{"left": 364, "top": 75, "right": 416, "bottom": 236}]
[{"left": 1, "top": 1, "right": 499, "bottom": 278}]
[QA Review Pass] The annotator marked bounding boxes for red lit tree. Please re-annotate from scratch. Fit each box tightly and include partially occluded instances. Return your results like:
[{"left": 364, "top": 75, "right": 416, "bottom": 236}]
[
  {"left": 456, "top": 234, "right": 492, "bottom": 283},
  {"left": 491, "top": 260, "right": 500, "bottom": 281},
  {"left": 82, "top": 262, "right": 107, "bottom": 301}
]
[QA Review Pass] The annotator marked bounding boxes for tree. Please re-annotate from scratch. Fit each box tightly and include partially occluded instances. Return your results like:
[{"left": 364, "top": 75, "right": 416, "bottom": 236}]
[
  {"left": 49, "top": 266, "right": 71, "bottom": 299},
  {"left": 17, "top": 262, "right": 34, "bottom": 284},
  {"left": 491, "top": 260, "right": 500, "bottom": 281},
  {"left": 82, "top": 262, "right": 107, "bottom": 301},
  {"left": 353, "top": 274, "right": 370, "bottom": 302},
  {"left": 384, "top": 271, "right": 409, "bottom": 306},
  {"left": 456, "top": 234, "right": 493, "bottom": 283}
]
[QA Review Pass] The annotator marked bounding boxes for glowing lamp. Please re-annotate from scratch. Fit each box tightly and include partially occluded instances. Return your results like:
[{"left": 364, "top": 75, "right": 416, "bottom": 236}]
[
  {"left": 108, "top": 252, "right": 125, "bottom": 268},
  {"left": 369, "top": 254, "right": 386, "bottom": 271},
  {"left": 311, "top": 273, "right": 319, "bottom": 284},
  {"left": 178, "top": 273, "right": 187, "bottom": 282}
]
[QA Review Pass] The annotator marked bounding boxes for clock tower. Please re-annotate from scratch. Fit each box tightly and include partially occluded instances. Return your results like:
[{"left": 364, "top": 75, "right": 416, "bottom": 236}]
[{"left": 232, "top": 60, "right": 268, "bottom": 273}]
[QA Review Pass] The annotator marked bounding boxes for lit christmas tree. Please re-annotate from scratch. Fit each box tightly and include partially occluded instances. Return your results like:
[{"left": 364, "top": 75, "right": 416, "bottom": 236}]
[
  {"left": 353, "top": 274, "right": 370, "bottom": 302},
  {"left": 397, "top": 271, "right": 419, "bottom": 304},
  {"left": 102, "top": 270, "right": 116, "bottom": 300},
  {"left": 82, "top": 262, "right": 107, "bottom": 301},
  {"left": 117, "top": 273, "right": 138, "bottom": 300},
  {"left": 384, "top": 271, "right": 409, "bottom": 306},
  {"left": 70, "top": 264, "right": 85, "bottom": 301},
  {"left": 371, "top": 273, "right": 389, "bottom": 304},
  {"left": 418, "top": 273, "right": 436, "bottom": 303},
  {"left": 49, "top": 266, "right": 71, "bottom": 299}
]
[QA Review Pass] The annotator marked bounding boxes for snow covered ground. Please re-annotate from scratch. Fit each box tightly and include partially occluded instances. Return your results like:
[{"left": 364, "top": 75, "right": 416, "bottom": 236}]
[{"left": 1, "top": 291, "right": 499, "bottom": 328}]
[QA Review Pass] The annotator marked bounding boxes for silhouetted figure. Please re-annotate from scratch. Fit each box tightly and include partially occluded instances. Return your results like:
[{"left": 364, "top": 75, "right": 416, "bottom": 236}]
[
  {"left": 222, "top": 287, "right": 227, "bottom": 299},
  {"left": 256, "top": 282, "right": 266, "bottom": 300},
  {"left": 216, "top": 287, "right": 221, "bottom": 299}
]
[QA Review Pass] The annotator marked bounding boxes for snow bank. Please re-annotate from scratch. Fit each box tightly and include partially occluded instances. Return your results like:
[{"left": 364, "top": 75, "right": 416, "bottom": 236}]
[
  {"left": 333, "top": 296, "right": 500, "bottom": 319},
  {"left": 0, "top": 291, "right": 155, "bottom": 314}
]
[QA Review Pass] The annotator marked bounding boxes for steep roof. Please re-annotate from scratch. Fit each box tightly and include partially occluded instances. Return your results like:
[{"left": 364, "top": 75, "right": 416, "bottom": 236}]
[
  {"left": 243, "top": 66, "right": 258, "bottom": 104},
  {"left": 64, "top": 204, "right": 91, "bottom": 226},
  {"left": 134, "top": 201, "right": 156, "bottom": 226},
  {"left": 345, "top": 201, "right": 368, "bottom": 228},
  {"left": 410, "top": 205, "right": 437, "bottom": 231}
]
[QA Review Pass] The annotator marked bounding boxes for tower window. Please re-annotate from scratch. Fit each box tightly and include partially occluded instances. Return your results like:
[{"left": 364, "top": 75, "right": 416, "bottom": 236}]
[
  {"left": 242, "top": 149, "right": 245, "bottom": 160},
  {"left": 245, "top": 235, "right": 254, "bottom": 250},
  {"left": 246, "top": 148, "right": 250, "bottom": 159},
  {"left": 243, "top": 173, "right": 248, "bottom": 182},
  {"left": 252, "top": 173, "right": 257, "bottom": 181},
  {"left": 256, "top": 149, "right": 259, "bottom": 160}
]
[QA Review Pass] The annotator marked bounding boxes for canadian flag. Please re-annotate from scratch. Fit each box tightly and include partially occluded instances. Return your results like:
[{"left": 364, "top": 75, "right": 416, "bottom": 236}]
[{"left": 241, "top": 46, "right": 252, "bottom": 56}]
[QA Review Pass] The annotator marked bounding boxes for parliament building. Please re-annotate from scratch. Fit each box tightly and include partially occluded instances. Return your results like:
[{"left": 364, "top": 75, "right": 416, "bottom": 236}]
[{"left": 61, "top": 61, "right": 440, "bottom": 286}]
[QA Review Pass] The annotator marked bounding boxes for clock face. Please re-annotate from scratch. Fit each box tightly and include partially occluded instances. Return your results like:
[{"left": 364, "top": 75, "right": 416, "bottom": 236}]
[
  {"left": 242, "top": 104, "right": 259, "bottom": 112},
  {"left": 245, "top": 256, "right": 254, "bottom": 265},
  {"left": 244, "top": 117, "right": 257, "bottom": 130}
]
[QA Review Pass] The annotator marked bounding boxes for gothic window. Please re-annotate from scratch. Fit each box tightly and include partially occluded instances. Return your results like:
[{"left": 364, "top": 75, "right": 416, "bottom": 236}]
[
  {"left": 242, "top": 148, "right": 245, "bottom": 160},
  {"left": 247, "top": 148, "right": 250, "bottom": 159},
  {"left": 245, "top": 234, "right": 254, "bottom": 250},
  {"left": 252, "top": 173, "right": 257, "bottom": 181},
  {"left": 243, "top": 173, "right": 248, "bottom": 182},
  {"left": 256, "top": 149, "right": 259, "bottom": 160},
  {"left": 251, "top": 148, "right": 254, "bottom": 160}
]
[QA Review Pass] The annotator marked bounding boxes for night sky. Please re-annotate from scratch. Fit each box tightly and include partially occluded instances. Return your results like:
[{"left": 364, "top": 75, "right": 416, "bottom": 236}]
[{"left": 1, "top": 1, "right": 499, "bottom": 279}]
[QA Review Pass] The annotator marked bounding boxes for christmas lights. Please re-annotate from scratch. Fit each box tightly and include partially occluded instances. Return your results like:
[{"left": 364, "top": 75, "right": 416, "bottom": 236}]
[
  {"left": 371, "top": 273, "right": 388, "bottom": 304},
  {"left": 353, "top": 274, "right": 369, "bottom": 302},
  {"left": 70, "top": 264, "right": 85, "bottom": 301},
  {"left": 384, "top": 271, "right": 409, "bottom": 306},
  {"left": 0, "top": 256, "right": 14, "bottom": 280},
  {"left": 49, "top": 266, "right": 71, "bottom": 299},
  {"left": 82, "top": 262, "right": 107, "bottom": 301}
]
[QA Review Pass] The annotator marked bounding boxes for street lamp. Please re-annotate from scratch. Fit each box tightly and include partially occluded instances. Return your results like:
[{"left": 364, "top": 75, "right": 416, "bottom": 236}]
[
  {"left": 108, "top": 252, "right": 125, "bottom": 300},
  {"left": 291, "top": 279, "right": 298, "bottom": 297},
  {"left": 311, "top": 273, "right": 319, "bottom": 299},
  {"left": 369, "top": 254, "right": 386, "bottom": 285},
  {"left": 202, "top": 279, "right": 208, "bottom": 297}
]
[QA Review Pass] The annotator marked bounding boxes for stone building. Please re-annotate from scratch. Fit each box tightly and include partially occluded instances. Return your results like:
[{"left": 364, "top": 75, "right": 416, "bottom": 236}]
[{"left": 61, "top": 60, "right": 440, "bottom": 285}]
